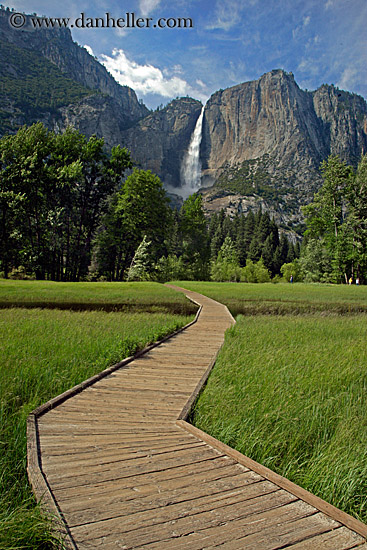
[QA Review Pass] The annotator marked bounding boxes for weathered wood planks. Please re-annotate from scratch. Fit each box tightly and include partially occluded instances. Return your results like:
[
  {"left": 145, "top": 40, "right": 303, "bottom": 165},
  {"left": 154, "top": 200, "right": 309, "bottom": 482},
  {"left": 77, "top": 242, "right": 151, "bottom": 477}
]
[{"left": 27, "top": 286, "right": 367, "bottom": 549}]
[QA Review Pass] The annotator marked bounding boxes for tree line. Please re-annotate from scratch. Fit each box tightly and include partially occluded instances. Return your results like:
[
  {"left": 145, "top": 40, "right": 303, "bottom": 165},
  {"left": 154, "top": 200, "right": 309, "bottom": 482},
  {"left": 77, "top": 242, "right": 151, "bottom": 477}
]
[
  {"left": 1, "top": 123, "right": 365, "bottom": 284},
  {"left": 300, "top": 154, "right": 367, "bottom": 284},
  {"left": 0, "top": 124, "right": 300, "bottom": 282}
]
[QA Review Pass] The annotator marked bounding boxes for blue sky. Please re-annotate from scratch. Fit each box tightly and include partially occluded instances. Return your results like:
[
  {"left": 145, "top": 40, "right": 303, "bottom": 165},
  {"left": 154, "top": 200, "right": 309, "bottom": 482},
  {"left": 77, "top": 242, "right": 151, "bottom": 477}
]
[{"left": 5, "top": 0, "right": 367, "bottom": 109}]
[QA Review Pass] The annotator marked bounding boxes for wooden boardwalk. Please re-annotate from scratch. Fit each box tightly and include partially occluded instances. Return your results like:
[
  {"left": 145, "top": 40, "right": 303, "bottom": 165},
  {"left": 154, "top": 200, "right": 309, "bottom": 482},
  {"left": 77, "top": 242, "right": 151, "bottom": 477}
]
[{"left": 28, "top": 286, "right": 367, "bottom": 549}]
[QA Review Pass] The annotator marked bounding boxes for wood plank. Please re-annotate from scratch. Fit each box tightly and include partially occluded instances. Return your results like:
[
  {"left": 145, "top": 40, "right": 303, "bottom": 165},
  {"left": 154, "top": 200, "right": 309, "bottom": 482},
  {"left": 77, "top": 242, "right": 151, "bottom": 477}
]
[
  {"left": 59, "top": 465, "right": 257, "bottom": 515},
  {"left": 215, "top": 512, "right": 341, "bottom": 549},
  {"left": 139, "top": 506, "right": 335, "bottom": 550},
  {"left": 66, "top": 472, "right": 270, "bottom": 528},
  {"left": 282, "top": 526, "right": 366, "bottom": 550},
  {"left": 177, "top": 420, "right": 367, "bottom": 539},
  {"left": 47, "top": 446, "right": 225, "bottom": 489},
  {"left": 40, "top": 433, "right": 199, "bottom": 455},
  {"left": 51, "top": 456, "right": 240, "bottom": 501},
  {"left": 70, "top": 491, "right": 299, "bottom": 546},
  {"left": 42, "top": 441, "right": 207, "bottom": 470}
]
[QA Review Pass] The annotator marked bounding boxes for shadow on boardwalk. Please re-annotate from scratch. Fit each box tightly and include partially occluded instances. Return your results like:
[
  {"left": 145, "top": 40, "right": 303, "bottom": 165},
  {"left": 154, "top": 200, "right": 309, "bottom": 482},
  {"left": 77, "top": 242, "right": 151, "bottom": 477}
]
[{"left": 28, "top": 286, "right": 367, "bottom": 549}]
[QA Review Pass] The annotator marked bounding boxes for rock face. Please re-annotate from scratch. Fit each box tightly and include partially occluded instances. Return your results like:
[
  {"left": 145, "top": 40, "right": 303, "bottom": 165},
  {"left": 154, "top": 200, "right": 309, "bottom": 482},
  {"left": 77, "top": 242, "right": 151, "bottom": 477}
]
[
  {"left": 312, "top": 84, "right": 367, "bottom": 161},
  {"left": 55, "top": 95, "right": 137, "bottom": 150},
  {"left": 121, "top": 98, "right": 203, "bottom": 190},
  {"left": 202, "top": 70, "right": 323, "bottom": 186},
  {"left": 0, "top": 7, "right": 148, "bottom": 136},
  {"left": 199, "top": 70, "right": 367, "bottom": 223}
]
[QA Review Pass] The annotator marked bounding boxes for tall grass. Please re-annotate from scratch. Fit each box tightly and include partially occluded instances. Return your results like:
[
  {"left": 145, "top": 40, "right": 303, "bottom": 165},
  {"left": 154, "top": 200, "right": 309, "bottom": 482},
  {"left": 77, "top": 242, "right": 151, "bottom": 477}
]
[
  {"left": 191, "top": 314, "right": 367, "bottom": 523},
  {"left": 0, "top": 306, "right": 193, "bottom": 549},
  {"left": 0, "top": 280, "right": 196, "bottom": 314},
  {"left": 172, "top": 281, "right": 367, "bottom": 315}
]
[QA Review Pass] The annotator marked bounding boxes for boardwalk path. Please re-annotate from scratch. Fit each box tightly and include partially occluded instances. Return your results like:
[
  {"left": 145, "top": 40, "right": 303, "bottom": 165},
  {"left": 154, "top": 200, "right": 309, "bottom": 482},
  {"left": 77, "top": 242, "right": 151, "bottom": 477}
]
[{"left": 28, "top": 286, "right": 367, "bottom": 549}]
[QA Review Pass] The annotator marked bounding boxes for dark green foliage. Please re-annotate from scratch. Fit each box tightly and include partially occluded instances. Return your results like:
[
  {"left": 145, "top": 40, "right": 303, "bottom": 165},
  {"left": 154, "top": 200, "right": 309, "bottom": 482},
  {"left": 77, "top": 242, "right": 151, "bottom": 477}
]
[
  {"left": 0, "top": 123, "right": 298, "bottom": 283},
  {"left": 0, "top": 123, "right": 132, "bottom": 280},
  {"left": 96, "top": 169, "right": 172, "bottom": 280},
  {"left": 0, "top": 40, "right": 95, "bottom": 134},
  {"left": 301, "top": 154, "right": 367, "bottom": 283},
  {"left": 206, "top": 207, "right": 297, "bottom": 280},
  {"left": 179, "top": 194, "right": 210, "bottom": 280}
]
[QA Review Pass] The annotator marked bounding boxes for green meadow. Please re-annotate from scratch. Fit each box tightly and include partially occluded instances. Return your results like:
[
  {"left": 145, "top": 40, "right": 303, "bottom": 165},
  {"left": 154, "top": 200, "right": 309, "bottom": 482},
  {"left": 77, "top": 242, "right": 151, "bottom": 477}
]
[
  {"left": 178, "top": 282, "right": 367, "bottom": 524},
  {"left": 0, "top": 280, "right": 196, "bottom": 314},
  {"left": 173, "top": 280, "right": 367, "bottom": 315},
  {"left": 0, "top": 280, "right": 194, "bottom": 549}
]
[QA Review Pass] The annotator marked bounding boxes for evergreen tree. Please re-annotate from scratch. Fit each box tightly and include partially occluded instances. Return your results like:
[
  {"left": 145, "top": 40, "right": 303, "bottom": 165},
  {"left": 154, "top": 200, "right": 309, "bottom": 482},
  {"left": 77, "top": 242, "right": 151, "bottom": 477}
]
[
  {"left": 179, "top": 193, "right": 210, "bottom": 280},
  {"left": 302, "top": 155, "right": 354, "bottom": 282},
  {"left": 243, "top": 210, "right": 256, "bottom": 250},
  {"left": 248, "top": 235, "right": 262, "bottom": 262},
  {"left": 211, "top": 236, "right": 241, "bottom": 282},
  {"left": 127, "top": 235, "right": 151, "bottom": 281},
  {"left": 235, "top": 213, "right": 247, "bottom": 266},
  {"left": 262, "top": 235, "right": 276, "bottom": 275},
  {"left": 346, "top": 154, "right": 367, "bottom": 281},
  {"left": 97, "top": 169, "right": 171, "bottom": 280}
]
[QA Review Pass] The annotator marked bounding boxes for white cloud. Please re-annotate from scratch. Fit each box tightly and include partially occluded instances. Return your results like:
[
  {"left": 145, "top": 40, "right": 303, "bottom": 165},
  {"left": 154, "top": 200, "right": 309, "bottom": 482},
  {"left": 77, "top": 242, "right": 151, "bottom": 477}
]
[
  {"left": 206, "top": 0, "right": 242, "bottom": 31},
  {"left": 325, "top": 0, "right": 335, "bottom": 9},
  {"left": 138, "top": 0, "right": 161, "bottom": 17},
  {"left": 292, "top": 15, "right": 311, "bottom": 39},
  {"left": 100, "top": 48, "right": 208, "bottom": 102},
  {"left": 297, "top": 58, "right": 322, "bottom": 78},
  {"left": 336, "top": 67, "right": 359, "bottom": 91},
  {"left": 83, "top": 44, "right": 94, "bottom": 56}
]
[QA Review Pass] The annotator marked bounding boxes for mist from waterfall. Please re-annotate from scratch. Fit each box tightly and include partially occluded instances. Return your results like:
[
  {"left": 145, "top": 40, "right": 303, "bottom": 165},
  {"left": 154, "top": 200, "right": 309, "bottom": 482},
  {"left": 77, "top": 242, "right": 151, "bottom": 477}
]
[{"left": 179, "top": 106, "right": 204, "bottom": 199}]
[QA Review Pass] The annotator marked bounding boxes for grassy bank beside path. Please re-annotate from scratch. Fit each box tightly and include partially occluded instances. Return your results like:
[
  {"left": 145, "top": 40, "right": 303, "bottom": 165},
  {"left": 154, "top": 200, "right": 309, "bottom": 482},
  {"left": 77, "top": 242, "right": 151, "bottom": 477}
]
[
  {"left": 172, "top": 281, "right": 367, "bottom": 315},
  {"left": 0, "top": 280, "right": 197, "bottom": 315},
  {"left": 182, "top": 281, "right": 367, "bottom": 524}
]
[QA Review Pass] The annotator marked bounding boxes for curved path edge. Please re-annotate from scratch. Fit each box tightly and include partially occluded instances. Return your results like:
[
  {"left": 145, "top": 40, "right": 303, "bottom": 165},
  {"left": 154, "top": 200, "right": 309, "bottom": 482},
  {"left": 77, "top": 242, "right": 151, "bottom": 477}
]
[{"left": 27, "top": 285, "right": 367, "bottom": 549}]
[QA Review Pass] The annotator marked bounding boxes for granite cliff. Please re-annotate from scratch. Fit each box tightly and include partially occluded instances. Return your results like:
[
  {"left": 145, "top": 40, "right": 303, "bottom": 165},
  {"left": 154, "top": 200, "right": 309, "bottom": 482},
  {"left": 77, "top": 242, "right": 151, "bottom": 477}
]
[
  {"left": 199, "top": 70, "right": 367, "bottom": 226},
  {"left": 120, "top": 98, "right": 203, "bottom": 190},
  {"left": 0, "top": 6, "right": 148, "bottom": 138}
]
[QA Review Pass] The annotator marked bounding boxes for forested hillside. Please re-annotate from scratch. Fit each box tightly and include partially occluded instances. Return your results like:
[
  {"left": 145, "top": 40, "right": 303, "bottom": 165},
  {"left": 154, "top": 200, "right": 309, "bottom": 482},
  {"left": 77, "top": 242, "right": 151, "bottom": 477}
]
[{"left": 0, "top": 40, "right": 95, "bottom": 134}]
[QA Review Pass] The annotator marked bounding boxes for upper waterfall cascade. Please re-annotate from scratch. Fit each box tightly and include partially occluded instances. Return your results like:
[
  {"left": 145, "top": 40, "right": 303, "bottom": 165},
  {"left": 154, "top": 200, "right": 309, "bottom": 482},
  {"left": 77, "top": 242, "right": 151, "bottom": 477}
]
[{"left": 179, "top": 106, "right": 204, "bottom": 199}]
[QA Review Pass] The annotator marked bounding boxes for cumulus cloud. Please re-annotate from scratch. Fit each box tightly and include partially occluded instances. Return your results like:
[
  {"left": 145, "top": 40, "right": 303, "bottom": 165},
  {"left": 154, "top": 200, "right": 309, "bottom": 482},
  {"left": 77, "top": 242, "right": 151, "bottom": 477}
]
[{"left": 100, "top": 48, "right": 208, "bottom": 102}]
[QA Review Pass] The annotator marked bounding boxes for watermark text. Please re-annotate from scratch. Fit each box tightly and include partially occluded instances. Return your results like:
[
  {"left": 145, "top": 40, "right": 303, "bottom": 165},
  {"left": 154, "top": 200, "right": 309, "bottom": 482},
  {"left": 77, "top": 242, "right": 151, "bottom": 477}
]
[{"left": 9, "top": 12, "right": 193, "bottom": 30}]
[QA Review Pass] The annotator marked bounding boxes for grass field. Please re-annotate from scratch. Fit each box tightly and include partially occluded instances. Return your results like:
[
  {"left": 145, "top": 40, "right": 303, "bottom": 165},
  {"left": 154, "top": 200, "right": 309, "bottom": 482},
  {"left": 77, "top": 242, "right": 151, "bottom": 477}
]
[
  {"left": 0, "top": 280, "right": 194, "bottom": 549},
  {"left": 179, "top": 282, "right": 367, "bottom": 524},
  {"left": 0, "top": 280, "right": 196, "bottom": 314},
  {"left": 173, "top": 281, "right": 367, "bottom": 315}
]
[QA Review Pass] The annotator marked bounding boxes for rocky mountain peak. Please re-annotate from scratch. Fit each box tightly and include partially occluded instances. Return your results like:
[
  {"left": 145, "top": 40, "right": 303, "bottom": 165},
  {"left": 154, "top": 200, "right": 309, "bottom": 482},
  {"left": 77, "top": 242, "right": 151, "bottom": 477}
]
[{"left": 0, "top": 6, "right": 148, "bottom": 124}]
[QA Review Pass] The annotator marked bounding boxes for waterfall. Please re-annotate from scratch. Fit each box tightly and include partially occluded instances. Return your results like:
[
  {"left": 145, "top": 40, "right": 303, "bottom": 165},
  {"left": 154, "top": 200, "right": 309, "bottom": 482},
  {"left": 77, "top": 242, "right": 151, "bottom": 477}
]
[{"left": 179, "top": 106, "right": 204, "bottom": 199}]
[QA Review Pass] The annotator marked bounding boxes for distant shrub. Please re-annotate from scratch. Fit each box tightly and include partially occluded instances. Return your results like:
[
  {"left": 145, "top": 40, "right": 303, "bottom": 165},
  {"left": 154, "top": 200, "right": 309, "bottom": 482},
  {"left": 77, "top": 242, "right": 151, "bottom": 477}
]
[
  {"left": 8, "top": 266, "right": 35, "bottom": 280},
  {"left": 280, "top": 259, "right": 303, "bottom": 282}
]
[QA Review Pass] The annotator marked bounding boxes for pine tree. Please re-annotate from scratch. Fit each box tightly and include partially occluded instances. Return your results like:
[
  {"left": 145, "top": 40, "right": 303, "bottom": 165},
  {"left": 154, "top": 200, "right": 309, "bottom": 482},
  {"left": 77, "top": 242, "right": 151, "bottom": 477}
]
[{"left": 127, "top": 235, "right": 151, "bottom": 281}]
